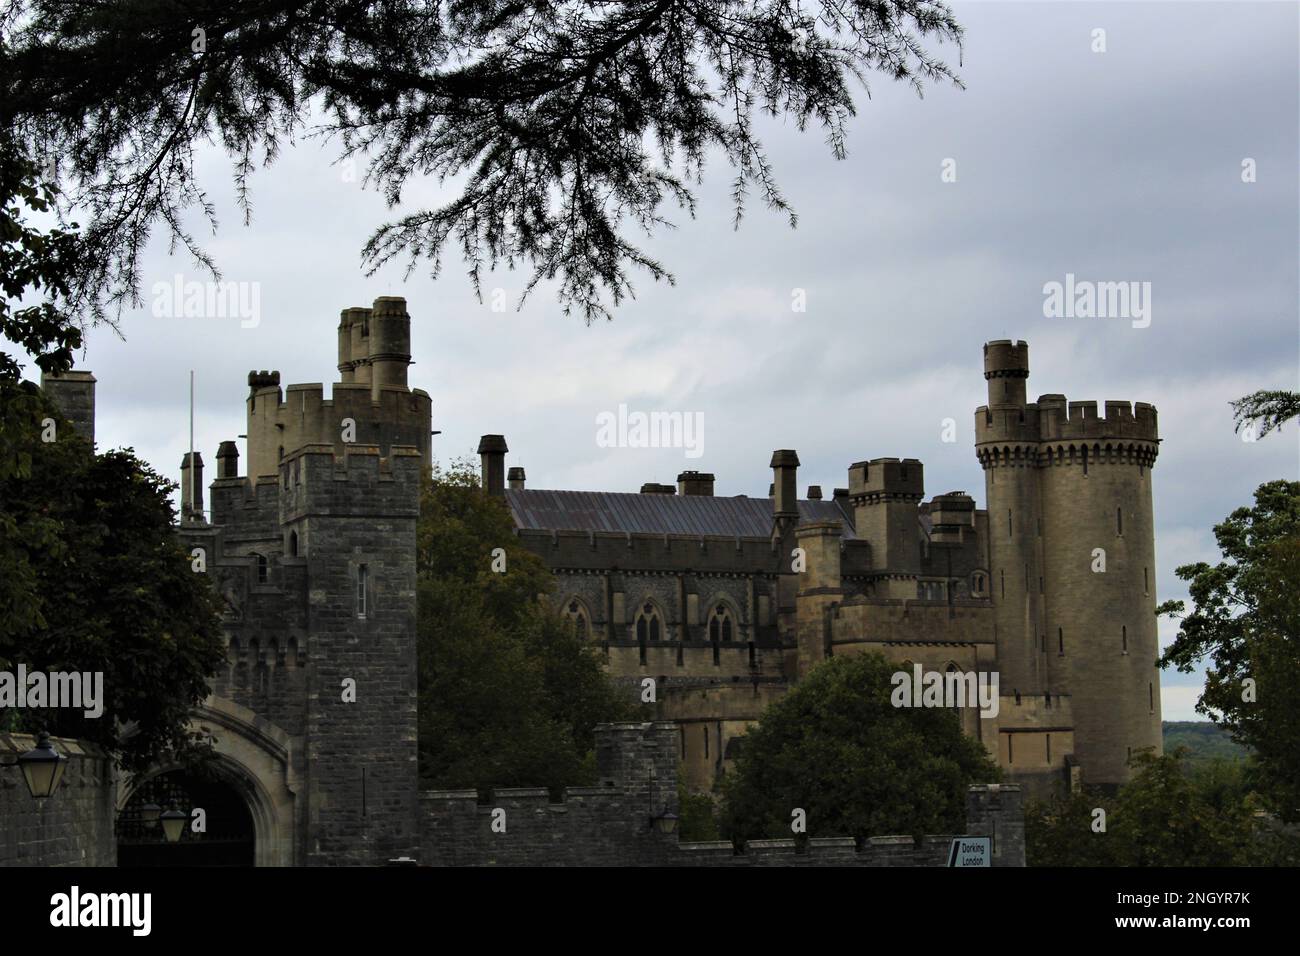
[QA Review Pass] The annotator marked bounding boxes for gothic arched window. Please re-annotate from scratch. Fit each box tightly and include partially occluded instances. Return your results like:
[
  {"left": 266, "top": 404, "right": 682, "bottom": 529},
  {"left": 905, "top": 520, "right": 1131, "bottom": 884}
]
[
  {"left": 635, "top": 602, "right": 662, "bottom": 642},
  {"left": 564, "top": 599, "right": 589, "bottom": 641},
  {"left": 707, "top": 604, "right": 735, "bottom": 642}
]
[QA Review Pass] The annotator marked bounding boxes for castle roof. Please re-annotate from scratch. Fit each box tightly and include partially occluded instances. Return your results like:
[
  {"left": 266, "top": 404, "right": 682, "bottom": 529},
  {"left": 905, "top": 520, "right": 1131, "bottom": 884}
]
[{"left": 504, "top": 489, "right": 857, "bottom": 540}]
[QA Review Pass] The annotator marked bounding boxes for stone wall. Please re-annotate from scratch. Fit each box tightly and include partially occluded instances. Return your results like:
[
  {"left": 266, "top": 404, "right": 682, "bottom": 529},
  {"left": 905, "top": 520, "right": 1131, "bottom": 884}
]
[
  {"left": 418, "top": 723, "right": 1025, "bottom": 867},
  {"left": 0, "top": 734, "right": 116, "bottom": 866}
]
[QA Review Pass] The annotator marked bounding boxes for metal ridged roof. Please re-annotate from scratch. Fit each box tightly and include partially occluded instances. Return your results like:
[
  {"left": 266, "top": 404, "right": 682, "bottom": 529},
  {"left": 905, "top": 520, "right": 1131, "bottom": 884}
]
[{"left": 505, "top": 489, "right": 856, "bottom": 539}]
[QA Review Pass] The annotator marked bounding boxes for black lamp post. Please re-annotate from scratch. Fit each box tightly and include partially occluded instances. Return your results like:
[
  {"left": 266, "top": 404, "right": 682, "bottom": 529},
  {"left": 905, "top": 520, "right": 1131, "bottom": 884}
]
[
  {"left": 11, "top": 733, "right": 67, "bottom": 799},
  {"left": 140, "top": 803, "right": 162, "bottom": 827},
  {"left": 651, "top": 808, "right": 680, "bottom": 835},
  {"left": 159, "top": 809, "right": 188, "bottom": 844},
  {"left": 646, "top": 765, "right": 680, "bottom": 835}
]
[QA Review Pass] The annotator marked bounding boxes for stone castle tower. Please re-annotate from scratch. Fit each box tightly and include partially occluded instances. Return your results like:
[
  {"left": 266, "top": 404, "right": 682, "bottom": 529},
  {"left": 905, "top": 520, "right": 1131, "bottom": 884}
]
[
  {"left": 977, "top": 340, "right": 1162, "bottom": 785},
  {"left": 39, "top": 310, "right": 1161, "bottom": 865},
  {"left": 156, "top": 297, "right": 430, "bottom": 864}
]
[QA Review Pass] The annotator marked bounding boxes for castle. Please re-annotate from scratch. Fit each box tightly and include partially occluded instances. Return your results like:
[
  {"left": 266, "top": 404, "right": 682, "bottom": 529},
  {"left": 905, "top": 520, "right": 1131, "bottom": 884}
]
[{"left": 36, "top": 296, "right": 1161, "bottom": 865}]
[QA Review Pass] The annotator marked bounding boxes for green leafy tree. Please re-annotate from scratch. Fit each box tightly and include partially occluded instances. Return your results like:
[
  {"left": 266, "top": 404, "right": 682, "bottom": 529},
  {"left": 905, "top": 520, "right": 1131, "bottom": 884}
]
[
  {"left": 0, "top": 393, "right": 227, "bottom": 771},
  {"left": 3, "top": 0, "right": 963, "bottom": 324},
  {"left": 1158, "top": 480, "right": 1300, "bottom": 822},
  {"left": 719, "top": 653, "right": 999, "bottom": 845},
  {"left": 676, "top": 772, "right": 721, "bottom": 842},
  {"left": 416, "top": 459, "right": 636, "bottom": 792},
  {"left": 1, "top": 137, "right": 225, "bottom": 772},
  {"left": 1025, "top": 750, "right": 1296, "bottom": 866}
]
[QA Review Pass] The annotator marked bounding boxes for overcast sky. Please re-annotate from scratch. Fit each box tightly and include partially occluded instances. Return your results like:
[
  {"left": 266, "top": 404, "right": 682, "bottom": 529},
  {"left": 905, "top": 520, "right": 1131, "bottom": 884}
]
[{"left": 15, "top": 1, "right": 1299, "bottom": 720}]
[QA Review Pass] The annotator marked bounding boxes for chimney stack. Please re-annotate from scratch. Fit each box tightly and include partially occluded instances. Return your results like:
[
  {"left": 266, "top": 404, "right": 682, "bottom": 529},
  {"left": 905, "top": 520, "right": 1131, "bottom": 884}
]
[
  {"left": 507, "top": 466, "right": 526, "bottom": 491},
  {"left": 770, "top": 449, "right": 800, "bottom": 519},
  {"left": 477, "top": 435, "right": 508, "bottom": 496},
  {"left": 180, "top": 452, "right": 205, "bottom": 523},
  {"left": 40, "top": 370, "right": 96, "bottom": 445},
  {"left": 677, "top": 470, "right": 715, "bottom": 496},
  {"left": 216, "top": 441, "right": 240, "bottom": 479}
]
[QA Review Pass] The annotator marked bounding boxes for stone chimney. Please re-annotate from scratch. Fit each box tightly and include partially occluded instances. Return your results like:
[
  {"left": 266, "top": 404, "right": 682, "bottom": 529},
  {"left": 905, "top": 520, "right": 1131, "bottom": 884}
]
[
  {"left": 640, "top": 482, "right": 676, "bottom": 495},
  {"left": 770, "top": 449, "right": 800, "bottom": 520},
  {"left": 507, "top": 466, "right": 526, "bottom": 491},
  {"left": 477, "top": 435, "right": 508, "bottom": 496},
  {"left": 807, "top": 485, "right": 823, "bottom": 500},
  {"left": 180, "top": 452, "right": 204, "bottom": 523},
  {"left": 216, "top": 441, "right": 240, "bottom": 479},
  {"left": 677, "top": 470, "right": 715, "bottom": 496},
  {"left": 40, "top": 370, "right": 96, "bottom": 445}
]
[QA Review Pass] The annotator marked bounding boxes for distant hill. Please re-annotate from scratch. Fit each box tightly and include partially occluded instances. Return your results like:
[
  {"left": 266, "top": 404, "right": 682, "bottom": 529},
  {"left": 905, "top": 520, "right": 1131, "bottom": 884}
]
[{"left": 1163, "top": 721, "right": 1251, "bottom": 765}]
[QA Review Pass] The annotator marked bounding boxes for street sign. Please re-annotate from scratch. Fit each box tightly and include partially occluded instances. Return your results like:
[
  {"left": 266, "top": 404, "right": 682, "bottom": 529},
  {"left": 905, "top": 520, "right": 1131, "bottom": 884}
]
[{"left": 948, "top": 836, "right": 991, "bottom": 867}]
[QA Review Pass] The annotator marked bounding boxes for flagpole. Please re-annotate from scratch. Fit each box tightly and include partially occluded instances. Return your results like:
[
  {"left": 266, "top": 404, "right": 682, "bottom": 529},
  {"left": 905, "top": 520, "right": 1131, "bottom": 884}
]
[{"left": 189, "top": 370, "right": 195, "bottom": 522}]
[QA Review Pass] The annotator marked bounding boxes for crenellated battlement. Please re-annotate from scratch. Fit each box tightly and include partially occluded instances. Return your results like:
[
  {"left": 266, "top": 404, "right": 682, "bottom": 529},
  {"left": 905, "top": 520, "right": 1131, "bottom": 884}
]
[
  {"left": 975, "top": 393, "right": 1159, "bottom": 469},
  {"left": 848, "top": 457, "right": 925, "bottom": 499},
  {"left": 278, "top": 444, "right": 423, "bottom": 524}
]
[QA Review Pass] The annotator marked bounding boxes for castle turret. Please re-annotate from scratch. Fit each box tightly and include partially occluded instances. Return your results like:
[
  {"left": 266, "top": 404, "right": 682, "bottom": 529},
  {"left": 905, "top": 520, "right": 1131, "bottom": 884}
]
[
  {"left": 244, "top": 300, "right": 431, "bottom": 480},
  {"left": 368, "top": 296, "right": 412, "bottom": 401},
  {"left": 847, "top": 458, "right": 924, "bottom": 599},
  {"left": 975, "top": 341, "right": 1046, "bottom": 698},
  {"left": 975, "top": 340, "right": 1162, "bottom": 786},
  {"left": 280, "top": 444, "right": 422, "bottom": 863}
]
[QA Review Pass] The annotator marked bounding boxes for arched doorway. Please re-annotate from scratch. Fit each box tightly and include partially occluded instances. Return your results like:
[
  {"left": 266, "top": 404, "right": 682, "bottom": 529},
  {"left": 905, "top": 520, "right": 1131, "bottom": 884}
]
[{"left": 117, "top": 769, "right": 255, "bottom": 866}]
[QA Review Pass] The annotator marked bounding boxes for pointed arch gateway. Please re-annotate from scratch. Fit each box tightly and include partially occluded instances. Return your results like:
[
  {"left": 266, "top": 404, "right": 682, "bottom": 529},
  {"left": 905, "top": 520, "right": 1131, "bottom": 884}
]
[{"left": 116, "top": 698, "right": 298, "bottom": 866}]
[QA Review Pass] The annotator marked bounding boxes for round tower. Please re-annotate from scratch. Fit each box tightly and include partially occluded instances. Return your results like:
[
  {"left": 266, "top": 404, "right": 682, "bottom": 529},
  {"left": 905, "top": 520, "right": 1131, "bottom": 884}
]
[
  {"left": 1036, "top": 397, "right": 1161, "bottom": 786},
  {"left": 975, "top": 340, "right": 1047, "bottom": 697},
  {"left": 368, "top": 296, "right": 412, "bottom": 400}
]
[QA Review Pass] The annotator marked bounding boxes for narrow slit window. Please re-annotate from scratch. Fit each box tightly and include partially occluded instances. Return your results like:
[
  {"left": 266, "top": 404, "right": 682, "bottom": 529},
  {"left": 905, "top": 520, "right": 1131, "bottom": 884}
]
[
  {"left": 1058, "top": 627, "right": 1064, "bottom": 654},
  {"left": 1117, "top": 507, "right": 1123, "bottom": 535},
  {"left": 1122, "top": 625, "right": 1128, "bottom": 652},
  {"left": 357, "top": 563, "right": 368, "bottom": 618}
]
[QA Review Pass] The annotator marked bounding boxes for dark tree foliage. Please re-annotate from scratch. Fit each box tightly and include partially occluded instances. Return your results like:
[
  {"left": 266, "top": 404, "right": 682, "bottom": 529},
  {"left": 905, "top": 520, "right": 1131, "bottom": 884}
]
[
  {"left": 1232, "top": 389, "right": 1300, "bottom": 439},
  {"left": 1025, "top": 750, "right": 1299, "bottom": 867},
  {"left": 0, "top": 140, "right": 83, "bottom": 383},
  {"left": 1, "top": 138, "right": 226, "bottom": 772},
  {"left": 0, "top": 392, "right": 228, "bottom": 772},
  {"left": 1158, "top": 480, "right": 1300, "bottom": 822},
  {"left": 2, "top": 0, "right": 963, "bottom": 324},
  {"left": 416, "top": 459, "right": 637, "bottom": 793},
  {"left": 719, "top": 652, "right": 998, "bottom": 846}
]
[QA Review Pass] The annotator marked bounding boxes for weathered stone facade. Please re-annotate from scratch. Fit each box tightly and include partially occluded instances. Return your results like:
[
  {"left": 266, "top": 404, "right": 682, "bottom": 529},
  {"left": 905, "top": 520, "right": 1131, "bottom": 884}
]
[
  {"left": 495, "top": 339, "right": 1163, "bottom": 798},
  {"left": 36, "top": 300, "right": 1154, "bottom": 864},
  {"left": 0, "top": 734, "right": 116, "bottom": 866}
]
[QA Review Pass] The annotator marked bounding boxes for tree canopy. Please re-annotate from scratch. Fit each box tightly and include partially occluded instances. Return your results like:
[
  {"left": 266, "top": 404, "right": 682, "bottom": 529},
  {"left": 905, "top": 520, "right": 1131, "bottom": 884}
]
[
  {"left": 1025, "top": 749, "right": 1298, "bottom": 867},
  {"left": 416, "top": 459, "right": 637, "bottom": 792},
  {"left": 1158, "top": 480, "right": 1300, "bottom": 823},
  {"left": 0, "top": 390, "right": 227, "bottom": 772},
  {"left": 1, "top": 140, "right": 226, "bottom": 772},
  {"left": 2, "top": 0, "right": 963, "bottom": 325},
  {"left": 719, "top": 652, "right": 999, "bottom": 845}
]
